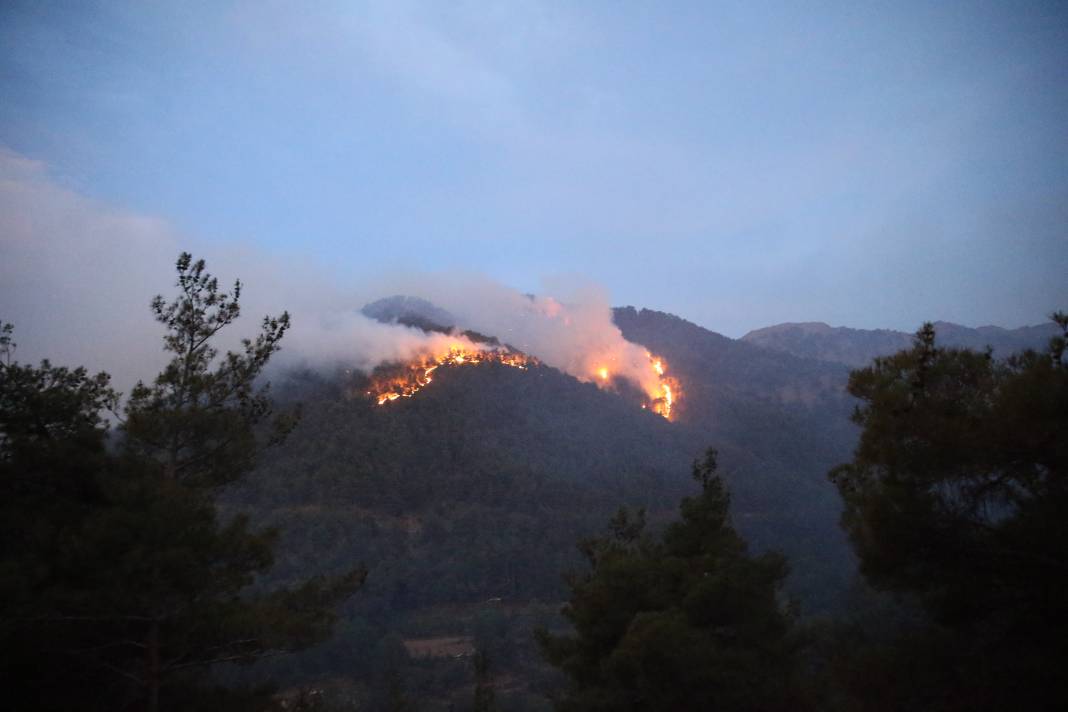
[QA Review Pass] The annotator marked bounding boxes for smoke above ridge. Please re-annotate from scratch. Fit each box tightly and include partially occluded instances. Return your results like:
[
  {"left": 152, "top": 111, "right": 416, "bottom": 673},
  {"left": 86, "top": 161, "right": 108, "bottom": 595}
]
[
  {"left": 275, "top": 274, "right": 663, "bottom": 398},
  {"left": 347, "top": 274, "right": 663, "bottom": 394},
  {"left": 0, "top": 147, "right": 661, "bottom": 398}
]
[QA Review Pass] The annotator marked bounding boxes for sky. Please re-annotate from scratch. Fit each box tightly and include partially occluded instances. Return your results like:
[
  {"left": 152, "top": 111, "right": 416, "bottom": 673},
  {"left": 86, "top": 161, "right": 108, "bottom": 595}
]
[{"left": 1, "top": 0, "right": 1066, "bottom": 347}]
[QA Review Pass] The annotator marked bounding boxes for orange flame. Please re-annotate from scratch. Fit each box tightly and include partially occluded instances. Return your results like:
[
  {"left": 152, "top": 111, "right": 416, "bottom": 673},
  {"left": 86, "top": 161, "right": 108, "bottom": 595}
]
[
  {"left": 368, "top": 343, "right": 680, "bottom": 421},
  {"left": 646, "top": 355, "right": 678, "bottom": 420},
  {"left": 585, "top": 354, "right": 678, "bottom": 420},
  {"left": 368, "top": 345, "right": 536, "bottom": 405}
]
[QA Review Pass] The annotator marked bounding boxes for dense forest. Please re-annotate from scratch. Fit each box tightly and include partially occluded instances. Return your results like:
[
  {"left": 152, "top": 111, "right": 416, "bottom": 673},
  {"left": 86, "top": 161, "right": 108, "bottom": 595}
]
[{"left": 2, "top": 255, "right": 1065, "bottom": 710}]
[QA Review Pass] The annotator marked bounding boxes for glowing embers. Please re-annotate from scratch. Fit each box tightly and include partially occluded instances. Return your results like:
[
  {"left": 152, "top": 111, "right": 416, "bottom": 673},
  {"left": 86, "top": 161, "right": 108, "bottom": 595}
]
[
  {"left": 368, "top": 345, "right": 536, "bottom": 405},
  {"left": 592, "top": 355, "right": 679, "bottom": 421},
  {"left": 370, "top": 344, "right": 681, "bottom": 422}
]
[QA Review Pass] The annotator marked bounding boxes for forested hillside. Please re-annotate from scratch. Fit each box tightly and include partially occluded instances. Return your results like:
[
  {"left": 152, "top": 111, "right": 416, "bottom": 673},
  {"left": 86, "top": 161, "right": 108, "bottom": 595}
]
[
  {"left": 223, "top": 303, "right": 862, "bottom": 707},
  {"left": 228, "top": 360, "right": 699, "bottom": 707},
  {"left": 613, "top": 307, "right": 857, "bottom": 604},
  {"left": 5, "top": 265, "right": 1064, "bottom": 710}
]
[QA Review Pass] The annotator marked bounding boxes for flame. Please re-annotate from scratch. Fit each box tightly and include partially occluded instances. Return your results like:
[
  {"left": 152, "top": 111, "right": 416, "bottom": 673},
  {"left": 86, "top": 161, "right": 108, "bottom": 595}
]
[
  {"left": 367, "top": 341, "right": 680, "bottom": 422},
  {"left": 585, "top": 353, "right": 678, "bottom": 420},
  {"left": 646, "top": 355, "right": 678, "bottom": 420},
  {"left": 659, "top": 380, "right": 675, "bottom": 418},
  {"left": 368, "top": 344, "right": 536, "bottom": 405}
]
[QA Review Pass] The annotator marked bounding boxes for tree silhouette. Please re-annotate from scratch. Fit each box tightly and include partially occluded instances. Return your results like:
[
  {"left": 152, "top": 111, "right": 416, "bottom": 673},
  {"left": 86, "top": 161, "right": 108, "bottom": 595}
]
[
  {"left": 830, "top": 314, "right": 1068, "bottom": 708},
  {"left": 538, "top": 449, "right": 801, "bottom": 711},
  {"left": 0, "top": 254, "right": 364, "bottom": 711}
]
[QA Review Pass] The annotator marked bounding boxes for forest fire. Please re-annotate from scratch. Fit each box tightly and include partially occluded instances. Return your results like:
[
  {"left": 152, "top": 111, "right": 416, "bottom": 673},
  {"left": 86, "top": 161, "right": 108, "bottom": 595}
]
[
  {"left": 604, "top": 354, "right": 677, "bottom": 420},
  {"left": 651, "top": 358, "right": 677, "bottom": 420},
  {"left": 368, "top": 342, "right": 679, "bottom": 420},
  {"left": 367, "top": 345, "right": 536, "bottom": 404}
]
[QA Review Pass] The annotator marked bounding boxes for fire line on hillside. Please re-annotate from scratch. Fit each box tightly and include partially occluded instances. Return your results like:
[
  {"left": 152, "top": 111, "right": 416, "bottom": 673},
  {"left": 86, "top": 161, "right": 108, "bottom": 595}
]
[
  {"left": 367, "top": 345, "right": 536, "bottom": 404},
  {"left": 366, "top": 343, "right": 679, "bottom": 420}
]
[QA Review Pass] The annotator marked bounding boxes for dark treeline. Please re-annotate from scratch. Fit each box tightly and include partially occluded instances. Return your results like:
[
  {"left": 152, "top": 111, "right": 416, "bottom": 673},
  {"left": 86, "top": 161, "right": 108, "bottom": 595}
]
[
  {"left": 0, "top": 256, "right": 362, "bottom": 711},
  {"left": 1, "top": 256, "right": 1065, "bottom": 710}
]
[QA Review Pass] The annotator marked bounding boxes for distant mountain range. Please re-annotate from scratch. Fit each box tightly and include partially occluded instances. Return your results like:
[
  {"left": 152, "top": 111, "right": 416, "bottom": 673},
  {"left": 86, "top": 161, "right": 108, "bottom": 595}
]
[{"left": 741, "top": 319, "right": 1059, "bottom": 367}]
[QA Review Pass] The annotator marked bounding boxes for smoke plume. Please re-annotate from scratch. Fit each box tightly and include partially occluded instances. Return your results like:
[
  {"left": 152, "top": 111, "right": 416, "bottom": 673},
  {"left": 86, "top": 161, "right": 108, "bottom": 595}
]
[{"left": 0, "top": 147, "right": 660, "bottom": 399}]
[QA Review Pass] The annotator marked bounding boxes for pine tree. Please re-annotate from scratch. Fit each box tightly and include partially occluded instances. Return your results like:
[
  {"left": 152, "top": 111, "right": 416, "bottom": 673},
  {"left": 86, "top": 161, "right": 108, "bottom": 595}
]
[
  {"left": 829, "top": 314, "right": 1068, "bottom": 708},
  {"left": 0, "top": 320, "right": 139, "bottom": 708},
  {"left": 0, "top": 254, "right": 364, "bottom": 711},
  {"left": 123, "top": 252, "right": 297, "bottom": 486},
  {"left": 538, "top": 449, "right": 801, "bottom": 711}
]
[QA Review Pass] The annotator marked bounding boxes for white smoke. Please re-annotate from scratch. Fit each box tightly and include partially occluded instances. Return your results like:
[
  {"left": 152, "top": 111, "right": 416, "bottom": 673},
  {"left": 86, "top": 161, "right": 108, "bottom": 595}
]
[
  {"left": 0, "top": 147, "right": 659, "bottom": 397},
  {"left": 277, "top": 309, "right": 489, "bottom": 374},
  {"left": 357, "top": 272, "right": 661, "bottom": 393}
]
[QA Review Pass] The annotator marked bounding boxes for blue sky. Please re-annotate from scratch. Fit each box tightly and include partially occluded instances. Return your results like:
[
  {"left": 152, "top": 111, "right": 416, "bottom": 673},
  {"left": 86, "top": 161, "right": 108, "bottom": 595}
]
[{"left": 1, "top": 0, "right": 1066, "bottom": 336}]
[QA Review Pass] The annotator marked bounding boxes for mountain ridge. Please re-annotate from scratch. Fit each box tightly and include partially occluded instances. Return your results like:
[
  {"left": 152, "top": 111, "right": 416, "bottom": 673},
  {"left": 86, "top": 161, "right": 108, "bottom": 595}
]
[{"left": 741, "top": 318, "right": 1059, "bottom": 367}]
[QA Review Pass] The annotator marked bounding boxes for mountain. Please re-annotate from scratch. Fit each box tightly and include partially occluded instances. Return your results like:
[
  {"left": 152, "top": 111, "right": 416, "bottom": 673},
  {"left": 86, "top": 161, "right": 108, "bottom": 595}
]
[
  {"left": 226, "top": 305, "right": 862, "bottom": 708},
  {"left": 361, "top": 295, "right": 457, "bottom": 332},
  {"left": 926, "top": 320, "right": 1060, "bottom": 355},
  {"left": 229, "top": 357, "right": 700, "bottom": 707},
  {"left": 741, "top": 319, "right": 1059, "bottom": 367},
  {"left": 612, "top": 307, "right": 857, "bottom": 603}
]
